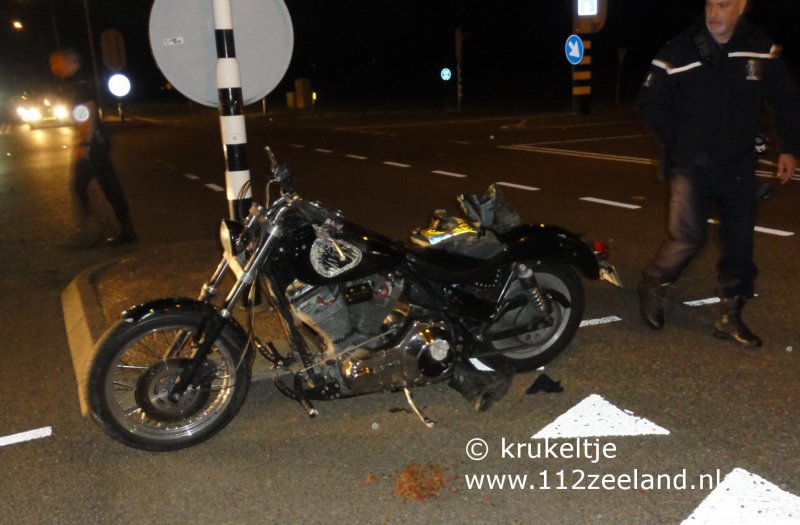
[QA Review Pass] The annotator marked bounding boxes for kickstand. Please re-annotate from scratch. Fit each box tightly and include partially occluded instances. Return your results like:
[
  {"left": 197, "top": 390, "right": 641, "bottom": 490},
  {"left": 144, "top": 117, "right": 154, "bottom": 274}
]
[{"left": 403, "top": 388, "right": 435, "bottom": 429}]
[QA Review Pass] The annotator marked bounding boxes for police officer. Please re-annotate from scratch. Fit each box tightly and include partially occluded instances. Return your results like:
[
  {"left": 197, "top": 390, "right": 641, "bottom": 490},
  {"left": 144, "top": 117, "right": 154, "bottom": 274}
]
[
  {"left": 50, "top": 48, "right": 137, "bottom": 245},
  {"left": 637, "top": 0, "right": 800, "bottom": 347}
]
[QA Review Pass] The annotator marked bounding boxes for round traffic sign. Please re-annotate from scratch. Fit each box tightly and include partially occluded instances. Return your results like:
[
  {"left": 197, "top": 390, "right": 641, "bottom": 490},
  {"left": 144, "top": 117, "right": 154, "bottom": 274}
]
[{"left": 565, "top": 34, "right": 584, "bottom": 66}]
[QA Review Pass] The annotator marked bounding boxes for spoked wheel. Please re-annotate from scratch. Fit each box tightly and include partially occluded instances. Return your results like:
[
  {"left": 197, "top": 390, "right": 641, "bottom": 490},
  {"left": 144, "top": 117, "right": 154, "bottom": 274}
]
[
  {"left": 479, "top": 264, "right": 584, "bottom": 372},
  {"left": 88, "top": 310, "right": 251, "bottom": 451}
]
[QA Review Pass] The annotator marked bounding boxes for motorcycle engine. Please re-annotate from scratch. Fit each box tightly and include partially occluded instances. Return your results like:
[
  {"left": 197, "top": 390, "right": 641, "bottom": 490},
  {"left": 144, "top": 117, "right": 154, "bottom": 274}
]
[{"left": 287, "top": 273, "right": 454, "bottom": 394}]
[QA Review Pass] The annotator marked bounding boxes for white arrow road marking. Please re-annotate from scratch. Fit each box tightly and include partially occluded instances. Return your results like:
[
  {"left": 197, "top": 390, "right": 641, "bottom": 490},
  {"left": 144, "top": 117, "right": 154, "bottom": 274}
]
[
  {"left": 580, "top": 197, "right": 642, "bottom": 210},
  {"left": 532, "top": 394, "right": 670, "bottom": 439},
  {"left": 432, "top": 170, "right": 467, "bottom": 178},
  {"left": 496, "top": 182, "right": 540, "bottom": 191},
  {"left": 681, "top": 468, "right": 800, "bottom": 524},
  {"left": 0, "top": 426, "right": 53, "bottom": 448}
]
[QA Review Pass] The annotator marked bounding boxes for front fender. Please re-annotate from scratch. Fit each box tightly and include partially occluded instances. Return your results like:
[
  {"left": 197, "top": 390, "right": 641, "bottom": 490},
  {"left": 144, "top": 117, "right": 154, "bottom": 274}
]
[
  {"left": 500, "top": 224, "right": 600, "bottom": 279},
  {"left": 121, "top": 297, "right": 248, "bottom": 340}
]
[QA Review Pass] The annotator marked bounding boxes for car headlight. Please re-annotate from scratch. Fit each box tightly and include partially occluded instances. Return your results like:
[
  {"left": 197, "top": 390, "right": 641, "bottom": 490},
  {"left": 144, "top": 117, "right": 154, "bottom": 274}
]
[
  {"left": 53, "top": 105, "right": 69, "bottom": 120},
  {"left": 219, "top": 218, "right": 244, "bottom": 255},
  {"left": 25, "top": 108, "right": 43, "bottom": 123}
]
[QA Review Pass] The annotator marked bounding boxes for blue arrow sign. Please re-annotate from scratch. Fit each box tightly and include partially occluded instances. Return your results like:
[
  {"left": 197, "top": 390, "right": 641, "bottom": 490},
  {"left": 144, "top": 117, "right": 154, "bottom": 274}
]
[{"left": 565, "top": 34, "right": 584, "bottom": 65}]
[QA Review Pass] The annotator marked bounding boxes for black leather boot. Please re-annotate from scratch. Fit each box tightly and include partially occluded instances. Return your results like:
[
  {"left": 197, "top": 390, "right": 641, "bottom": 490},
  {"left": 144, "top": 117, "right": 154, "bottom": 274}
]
[
  {"left": 712, "top": 296, "right": 762, "bottom": 347},
  {"left": 637, "top": 277, "right": 669, "bottom": 330},
  {"left": 449, "top": 361, "right": 513, "bottom": 411},
  {"left": 106, "top": 218, "right": 138, "bottom": 245}
]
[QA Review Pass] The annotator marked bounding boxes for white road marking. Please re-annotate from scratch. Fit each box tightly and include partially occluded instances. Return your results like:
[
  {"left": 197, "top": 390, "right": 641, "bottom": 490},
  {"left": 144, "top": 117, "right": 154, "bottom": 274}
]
[
  {"left": 432, "top": 170, "right": 467, "bottom": 178},
  {"left": 501, "top": 144, "right": 656, "bottom": 166},
  {"left": 580, "top": 315, "right": 622, "bottom": 327},
  {"left": 205, "top": 183, "right": 225, "bottom": 192},
  {"left": 707, "top": 219, "right": 794, "bottom": 237},
  {"left": 496, "top": 181, "right": 540, "bottom": 191},
  {"left": 345, "top": 154, "right": 368, "bottom": 160},
  {"left": 523, "top": 134, "right": 650, "bottom": 147},
  {"left": 0, "top": 426, "right": 53, "bottom": 448},
  {"left": 580, "top": 197, "right": 642, "bottom": 210},
  {"left": 183, "top": 174, "right": 200, "bottom": 180},
  {"left": 533, "top": 394, "right": 670, "bottom": 439},
  {"left": 289, "top": 144, "right": 304, "bottom": 148},
  {"left": 684, "top": 297, "right": 721, "bottom": 307},
  {"left": 450, "top": 140, "right": 472, "bottom": 145},
  {"left": 681, "top": 468, "right": 800, "bottom": 524},
  {"left": 314, "top": 148, "right": 333, "bottom": 154},
  {"left": 384, "top": 161, "right": 411, "bottom": 168}
]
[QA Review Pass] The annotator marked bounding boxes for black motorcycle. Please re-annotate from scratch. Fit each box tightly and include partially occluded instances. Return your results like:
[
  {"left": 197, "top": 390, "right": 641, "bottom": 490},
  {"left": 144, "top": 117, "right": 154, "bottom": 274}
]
[{"left": 87, "top": 148, "right": 622, "bottom": 450}]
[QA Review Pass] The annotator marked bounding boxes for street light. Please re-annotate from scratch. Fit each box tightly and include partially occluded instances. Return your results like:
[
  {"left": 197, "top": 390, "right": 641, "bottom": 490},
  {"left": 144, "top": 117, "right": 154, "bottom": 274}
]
[{"left": 12, "top": 20, "right": 24, "bottom": 30}]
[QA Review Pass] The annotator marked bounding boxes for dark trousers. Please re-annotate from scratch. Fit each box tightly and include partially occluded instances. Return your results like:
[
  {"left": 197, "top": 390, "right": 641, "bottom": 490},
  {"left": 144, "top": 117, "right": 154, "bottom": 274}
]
[
  {"left": 643, "top": 158, "right": 758, "bottom": 298},
  {"left": 73, "top": 151, "right": 132, "bottom": 229}
]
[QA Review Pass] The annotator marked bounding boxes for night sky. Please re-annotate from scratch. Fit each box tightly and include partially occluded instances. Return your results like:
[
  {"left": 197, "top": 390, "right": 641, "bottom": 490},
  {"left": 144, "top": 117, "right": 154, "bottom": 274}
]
[{"left": 2, "top": 0, "right": 799, "bottom": 109}]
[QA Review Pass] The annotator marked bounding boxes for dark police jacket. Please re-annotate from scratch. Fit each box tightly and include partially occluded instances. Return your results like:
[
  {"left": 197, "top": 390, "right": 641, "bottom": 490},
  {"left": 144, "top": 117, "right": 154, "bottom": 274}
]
[{"left": 638, "top": 18, "right": 800, "bottom": 170}]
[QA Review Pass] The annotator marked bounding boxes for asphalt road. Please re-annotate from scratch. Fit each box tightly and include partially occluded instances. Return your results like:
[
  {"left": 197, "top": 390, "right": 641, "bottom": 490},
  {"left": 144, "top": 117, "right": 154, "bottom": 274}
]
[{"left": 1, "top": 105, "right": 798, "bottom": 524}]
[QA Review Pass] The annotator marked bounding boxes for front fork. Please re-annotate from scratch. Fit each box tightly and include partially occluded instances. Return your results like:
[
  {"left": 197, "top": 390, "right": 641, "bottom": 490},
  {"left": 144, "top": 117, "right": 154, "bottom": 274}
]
[{"left": 168, "top": 219, "right": 281, "bottom": 401}]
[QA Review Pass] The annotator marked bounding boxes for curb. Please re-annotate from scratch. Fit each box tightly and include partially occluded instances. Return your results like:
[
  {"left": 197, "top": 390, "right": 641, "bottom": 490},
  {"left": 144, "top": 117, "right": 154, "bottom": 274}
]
[{"left": 61, "top": 259, "right": 115, "bottom": 418}]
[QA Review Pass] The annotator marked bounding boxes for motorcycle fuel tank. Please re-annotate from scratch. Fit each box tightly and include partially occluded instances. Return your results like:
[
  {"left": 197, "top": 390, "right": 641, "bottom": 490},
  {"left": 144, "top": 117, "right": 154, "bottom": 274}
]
[{"left": 286, "top": 221, "right": 404, "bottom": 285}]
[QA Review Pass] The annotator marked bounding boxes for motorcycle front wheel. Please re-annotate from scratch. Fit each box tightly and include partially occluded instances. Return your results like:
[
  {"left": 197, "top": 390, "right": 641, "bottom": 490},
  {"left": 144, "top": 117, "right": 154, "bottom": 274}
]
[
  {"left": 88, "top": 310, "right": 252, "bottom": 451},
  {"left": 479, "top": 264, "right": 584, "bottom": 372}
]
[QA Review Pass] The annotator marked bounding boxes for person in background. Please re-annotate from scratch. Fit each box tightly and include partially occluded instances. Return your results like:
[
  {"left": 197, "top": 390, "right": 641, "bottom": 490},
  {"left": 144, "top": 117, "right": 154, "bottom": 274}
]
[
  {"left": 636, "top": 0, "right": 800, "bottom": 347},
  {"left": 50, "top": 48, "right": 137, "bottom": 245}
]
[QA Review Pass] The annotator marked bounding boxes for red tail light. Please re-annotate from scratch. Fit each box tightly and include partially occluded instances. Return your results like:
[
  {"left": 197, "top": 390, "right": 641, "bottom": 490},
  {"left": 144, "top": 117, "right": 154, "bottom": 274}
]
[{"left": 592, "top": 240, "right": 610, "bottom": 259}]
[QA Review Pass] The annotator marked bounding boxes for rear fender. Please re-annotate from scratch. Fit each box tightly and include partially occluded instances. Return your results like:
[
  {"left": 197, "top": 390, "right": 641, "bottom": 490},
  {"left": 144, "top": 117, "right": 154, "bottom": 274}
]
[{"left": 500, "top": 224, "right": 600, "bottom": 279}]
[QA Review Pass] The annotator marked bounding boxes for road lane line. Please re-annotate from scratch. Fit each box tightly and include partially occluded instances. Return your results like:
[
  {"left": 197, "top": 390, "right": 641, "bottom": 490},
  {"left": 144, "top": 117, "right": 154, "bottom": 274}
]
[
  {"left": 496, "top": 181, "right": 540, "bottom": 191},
  {"left": 0, "top": 426, "right": 52, "bottom": 448},
  {"left": 183, "top": 174, "right": 200, "bottom": 180},
  {"left": 708, "top": 219, "right": 794, "bottom": 237},
  {"left": 314, "top": 148, "right": 333, "bottom": 154},
  {"left": 345, "top": 154, "right": 368, "bottom": 160},
  {"left": 289, "top": 144, "right": 304, "bottom": 148},
  {"left": 580, "top": 197, "right": 641, "bottom": 210},
  {"left": 524, "top": 134, "right": 650, "bottom": 146},
  {"left": 450, "top": 140, "right": 471, "bottom": 145},
  {"left": 684, "top": 297, "right": 721, "bottom": 307},
  {"left": 432, "top": 170, "right": 467, "bottom": 178},
  {"left": 384, "top": 161, "right": 411, "bottom": 168},
  {"left": 205, "top": 183, "right": 225, "bottom": 192},
  {"left": 501, "top": 144, "right": 657, "bottom": 166},
  {"left": 580, "top": 315, "right": 622, "bottom": 327}
]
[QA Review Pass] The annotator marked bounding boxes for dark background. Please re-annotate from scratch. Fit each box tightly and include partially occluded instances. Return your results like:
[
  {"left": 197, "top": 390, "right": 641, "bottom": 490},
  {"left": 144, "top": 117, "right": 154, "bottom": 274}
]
[{"left": 1, "top": 0, "right": 799, "bottom": 110}]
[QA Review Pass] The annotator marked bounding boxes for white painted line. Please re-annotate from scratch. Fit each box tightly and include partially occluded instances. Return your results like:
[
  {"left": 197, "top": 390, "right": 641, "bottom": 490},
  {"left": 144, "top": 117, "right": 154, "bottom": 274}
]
[
  {"left": 524, "top": 133, "right": 650, "bottom": 147},
  {"left": 580, "top": 197, "right": 642, "bottom": 210},
  {"left": 183, "top": 173, "right": 200, "bottom": 180},
  {"left": 205, "top": 183, "right": 225, "bottom": 192},
  {"left": 501, "top": 144, "right": 657, "bottom": 166},
  {"left": 345, "top": 154, "right": 368, "bottom": 160},
  {"left": 469, "top": 358, "right": 495, "bottom": 372},
  {"left": 432, "top": 170, "right": 467, "bottom": 178},
  {"left": 681, "top": 468, "right": 800, "bottom": 524},
  {"left": 0, "top": 426, "right": 53, "bottom": 448},
  {"left": 314, "top": 148, "right": 333, "bottom": 154},
  {"left": 533, "top": 394, "right": 670, "bottom": 439},
  {"left": 383, "top": 161, "right": 411, "bottom": 169},
  {"left": 707, "top": 219, "right": 794, "bottom": 237},
  {"left": 450, "top": 140, "right": 472, "bottom": 145},
  {"left": 684, "top": 297, "right": 721, "bottom": 307},
  {"left": 496, "top": 181, "right": 540, "bottom": 192},
  {"left": 580, "top": 315, "right": 622, "bottom": 327},
  {"left": 289, "top": 144, "right": 304, "bottom": 148}
]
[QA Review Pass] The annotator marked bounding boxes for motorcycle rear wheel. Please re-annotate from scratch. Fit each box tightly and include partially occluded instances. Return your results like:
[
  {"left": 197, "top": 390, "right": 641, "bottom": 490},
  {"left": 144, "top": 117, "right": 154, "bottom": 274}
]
[
  {"left": 479, "top": 264, "right": 584, "bottom": 372},
  {"left": 88, "top": 310, "right": 251, "bottom": 451}
]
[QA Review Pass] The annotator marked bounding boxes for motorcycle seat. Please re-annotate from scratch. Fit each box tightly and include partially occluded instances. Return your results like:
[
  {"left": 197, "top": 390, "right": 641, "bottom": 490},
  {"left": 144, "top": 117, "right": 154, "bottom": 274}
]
[{"left": 404, "top": 243, "right": 504, "bottom": 284}]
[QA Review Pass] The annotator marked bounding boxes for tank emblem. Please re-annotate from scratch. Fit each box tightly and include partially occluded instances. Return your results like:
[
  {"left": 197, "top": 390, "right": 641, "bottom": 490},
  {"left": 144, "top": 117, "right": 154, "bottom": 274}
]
[{"left": 310, "top": 238, "right": 362, "bottom": 278}]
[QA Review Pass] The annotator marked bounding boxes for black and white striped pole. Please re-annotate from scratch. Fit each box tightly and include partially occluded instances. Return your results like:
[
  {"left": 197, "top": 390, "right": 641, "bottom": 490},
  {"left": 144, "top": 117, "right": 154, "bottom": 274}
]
[{"left": 212, "top": 0, "right": 251, "bottom": 221}]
